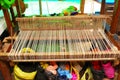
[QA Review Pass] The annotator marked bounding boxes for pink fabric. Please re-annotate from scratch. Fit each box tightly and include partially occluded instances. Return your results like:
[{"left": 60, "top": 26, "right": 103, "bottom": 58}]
[
  {"left": 71, "top": 72, "right": 77, "bottom": 80},
  {"left": 102, "top": 62, "right": 115, "bottom": 78}
]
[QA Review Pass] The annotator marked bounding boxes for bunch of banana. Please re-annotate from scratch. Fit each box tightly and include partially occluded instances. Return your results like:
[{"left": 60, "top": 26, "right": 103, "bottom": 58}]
[{"left": 14, "top": 65, "right": 37, "bottom": 80}]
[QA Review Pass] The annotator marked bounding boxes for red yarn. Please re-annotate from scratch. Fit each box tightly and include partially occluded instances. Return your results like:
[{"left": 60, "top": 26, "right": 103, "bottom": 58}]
[{"left": 92, "top": 61, "right": 101, "bottom": 70}]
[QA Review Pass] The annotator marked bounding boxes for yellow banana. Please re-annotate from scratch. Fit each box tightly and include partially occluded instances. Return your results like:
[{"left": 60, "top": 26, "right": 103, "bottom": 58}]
[{"left": 14, "top": 65, "right": 37, "bottom": 80}]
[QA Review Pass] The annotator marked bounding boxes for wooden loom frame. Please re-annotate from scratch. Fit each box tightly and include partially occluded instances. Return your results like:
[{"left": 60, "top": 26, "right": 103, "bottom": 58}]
[{"left": 0, "top": 0, "right": 120, "bottom": 80}]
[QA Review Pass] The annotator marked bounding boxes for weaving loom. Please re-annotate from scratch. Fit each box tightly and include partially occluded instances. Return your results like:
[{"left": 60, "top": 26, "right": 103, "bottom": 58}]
[{"left": 9, "top": 15, "right": 120, "bottom": 62}]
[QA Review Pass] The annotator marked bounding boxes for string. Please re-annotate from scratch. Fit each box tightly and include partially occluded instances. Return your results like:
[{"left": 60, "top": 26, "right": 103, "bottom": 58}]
[
  {"left": 71, "top": 30, "right": 79, "bottom": 58},
  {"left": 16, "top": 31, "right": 31, "bottom": 59},
  {"left": 77, "top": 30, "right": 86, "bottom": 58},
  {"left": 89, "top": 30, "right": 102, "bottom": 58},
  {"left": 10, "top": 16, "right": 118, "bottom": 60},
  {"left": 84, "top": 30, "right": 93, "bottom": 58},
  {"left": 45, "top": 0, "right": 50, "bottom": 15},
  {"left": 98, "top": 30, "right": 117, "bottom": 58},
  {"left": 76, "top": 30, "right": 84, "bottom": 56},
  {"left": 52, "top": 30, "right": 57, "bottom": 59},
  {"left": 9, "top": 31, "right": 22, "bottom": 59}
]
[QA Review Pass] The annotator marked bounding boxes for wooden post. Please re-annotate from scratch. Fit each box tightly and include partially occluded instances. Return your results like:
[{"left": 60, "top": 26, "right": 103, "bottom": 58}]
[
  {"left": 100, "top": 0, "right": 106, "bottom": 14},
  {"left": 2, "top": 9, "right": 13, "bottom": 36},
  {"left": 80, "top": 0, "right": 85, "bottom": 14},
  {"left": 0, "top": 61, "right": 12, "bottom": 80},
  {"left": 116, "top": 63, "right": 120, "bottom": 80},
  {"left": 39, "top": 0, "right": 42, "bottom": 16},
  {"left": 110, "top": 0, "right": 120, "bottom": 34},
  {"left": 15, "top": 0, "right": 22, "bottom": 17},
  {"left": 10, "top": 7, "right": 16, "bottom": 25}
]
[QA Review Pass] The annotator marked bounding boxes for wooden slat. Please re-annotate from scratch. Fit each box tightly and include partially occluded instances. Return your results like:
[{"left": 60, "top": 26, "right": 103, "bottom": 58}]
[
  {"left": 110, "top": 0, "right": 120, "bottom": 33},
  {"left": 8, "top": 51, "right": 120, "bottom": 61},
  {"left": 80, "top": 0, "right": 85, "bottom": 14},
  {"left": 2, "top": 9, "right": 13, "bottom": 35},
  {"left": 100, "top": 0, "right": 106, "bottom": 14},
  {"left": 106, "top": 32, "right": 120, "bottom": 50},
  {"left": 16, "top": 15, "right": 110, "bottom": 30},
  {"left": 0, "top": 61, "right": 12, "bottom": 80},
  {"left": 0, "top": 53, "right": 9, "bottom": 61},
  {"left": 12, "top": 58, "right": 116, "bottom": 62}
]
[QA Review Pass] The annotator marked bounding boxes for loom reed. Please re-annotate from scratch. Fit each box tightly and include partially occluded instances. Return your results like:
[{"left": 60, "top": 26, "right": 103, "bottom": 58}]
[{"left": 9, "top": 15, "right": 120, "bottom": 61}]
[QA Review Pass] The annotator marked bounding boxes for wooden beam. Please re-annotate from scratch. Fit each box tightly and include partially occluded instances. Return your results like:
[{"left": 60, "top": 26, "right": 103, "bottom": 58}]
[
  {"left": 10, "top": 7, "right": 16, "bottom": 25},
  {"left": 15, "top": 0, "right": 22, "bottom": 17},
  {"left": 80, "top": 0, "right": 85, "bottom": 14},
  {"left": 39, "top": 0, "right": 42, "bottom": 16},
  {"left": 0, "top": 61, "right": 12, "bottom": 80},
  {"left": 100, "top": 0, "right": 106, "bottom": 14},
  {"left": 110, "top": 0, "right": 120, "bottom": 34},
  {"left": 106, "top": 32, "right": 120, "bottom": 50},
  {"left": 117, "top": 64, "right": 120, "bottom": 80},
  {"left": 2, "top": 9, "right": 13, "bottom": 36}
]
